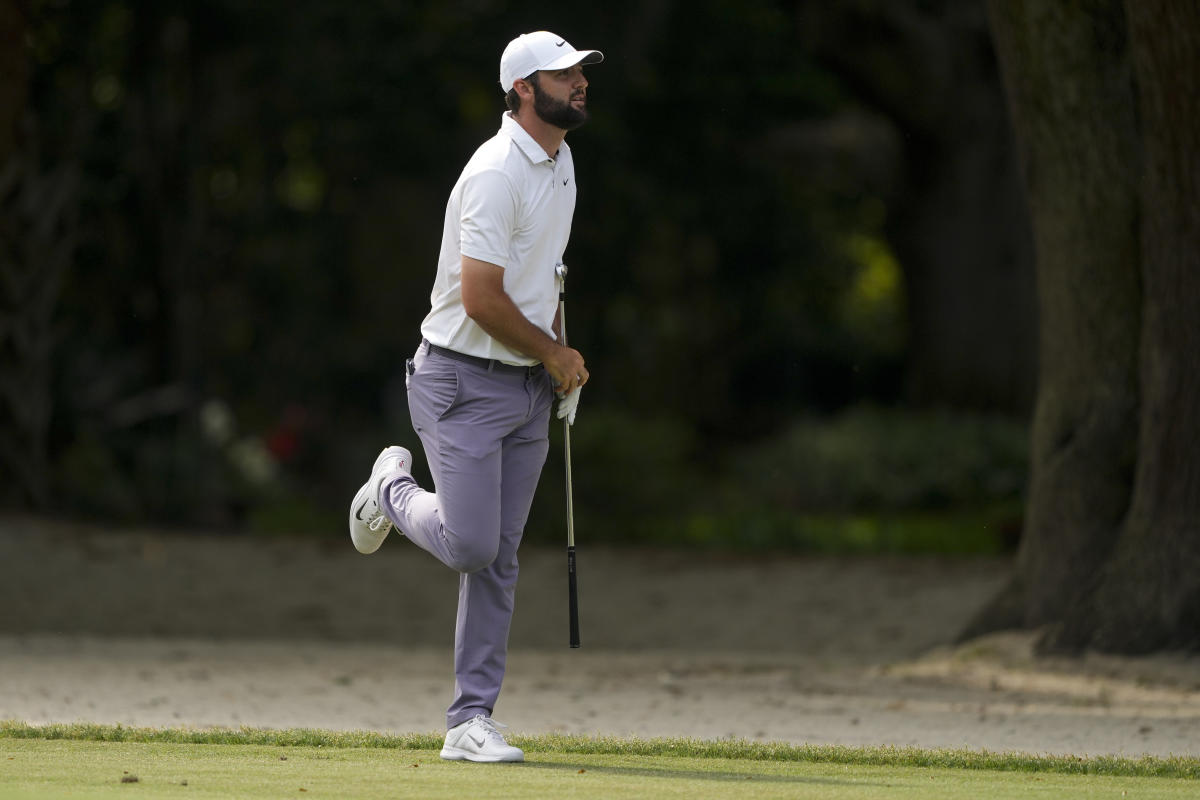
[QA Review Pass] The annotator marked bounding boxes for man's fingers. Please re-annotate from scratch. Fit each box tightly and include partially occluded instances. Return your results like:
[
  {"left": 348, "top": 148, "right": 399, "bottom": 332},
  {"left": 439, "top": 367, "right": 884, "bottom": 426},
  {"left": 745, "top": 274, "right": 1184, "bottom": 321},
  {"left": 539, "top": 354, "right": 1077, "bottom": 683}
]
[
  {"left": 554, "top": 369, "right": 587, "bottom": 393},
  {"left": 547, "top": 344, "right": 587, "bottom": 397}
]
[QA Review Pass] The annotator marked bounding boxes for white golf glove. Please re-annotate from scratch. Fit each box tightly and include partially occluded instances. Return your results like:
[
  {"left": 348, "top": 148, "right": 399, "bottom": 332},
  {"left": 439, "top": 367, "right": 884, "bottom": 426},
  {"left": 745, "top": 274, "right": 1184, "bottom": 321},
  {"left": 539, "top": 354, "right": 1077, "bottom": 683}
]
[{"left": 556, "top": 387, "right": 581, "bottom": 426}]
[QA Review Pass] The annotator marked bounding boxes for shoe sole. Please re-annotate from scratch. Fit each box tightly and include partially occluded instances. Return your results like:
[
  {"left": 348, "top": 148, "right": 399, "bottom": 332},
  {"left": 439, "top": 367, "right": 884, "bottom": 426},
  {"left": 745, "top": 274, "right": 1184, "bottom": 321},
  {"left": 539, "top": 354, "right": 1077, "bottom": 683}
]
[{"left": 439, "top": 746, "right": 523, "bottom": 763}]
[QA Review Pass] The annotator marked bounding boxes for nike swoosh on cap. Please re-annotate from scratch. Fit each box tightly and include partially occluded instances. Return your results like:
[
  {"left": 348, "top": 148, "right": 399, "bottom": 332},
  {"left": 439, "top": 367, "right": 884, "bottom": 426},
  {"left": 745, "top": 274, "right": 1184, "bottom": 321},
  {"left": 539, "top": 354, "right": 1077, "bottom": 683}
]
[{"left": 556, "top": 40, "right": 565, "bottom": 47}]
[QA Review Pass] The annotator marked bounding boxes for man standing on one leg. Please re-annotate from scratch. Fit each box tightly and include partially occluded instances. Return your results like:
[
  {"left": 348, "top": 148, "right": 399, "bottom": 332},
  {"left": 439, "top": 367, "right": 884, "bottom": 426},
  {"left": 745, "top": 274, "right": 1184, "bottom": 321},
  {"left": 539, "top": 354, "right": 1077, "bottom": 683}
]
[{"left": 347, "top": 31, "right": 602, "bottom": 763}]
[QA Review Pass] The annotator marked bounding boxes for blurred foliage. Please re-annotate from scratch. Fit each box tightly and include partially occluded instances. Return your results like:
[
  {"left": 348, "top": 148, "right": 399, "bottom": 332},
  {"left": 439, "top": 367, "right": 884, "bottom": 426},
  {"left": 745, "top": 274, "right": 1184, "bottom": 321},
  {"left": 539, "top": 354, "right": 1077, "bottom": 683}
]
[
  {"left": 630, "top": 509, "right": 1020, "bottom": 555},
  {"left": 526, "top": 405, "right": 1026, "bottom": 553},
  {"left": 736, "top": 406, "right": 1028, "bottom": 512},
  {"left": 4, "top": 0, "right": 1025, "bottom": 550}
]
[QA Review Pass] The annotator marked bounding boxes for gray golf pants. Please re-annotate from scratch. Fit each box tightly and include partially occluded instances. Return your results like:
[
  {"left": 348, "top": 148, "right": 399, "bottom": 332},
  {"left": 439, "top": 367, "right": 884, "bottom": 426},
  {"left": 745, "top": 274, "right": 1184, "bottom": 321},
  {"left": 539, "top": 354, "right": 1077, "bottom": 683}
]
[{"left": 381, "top": 340, "right": 553, "bottom": 729}]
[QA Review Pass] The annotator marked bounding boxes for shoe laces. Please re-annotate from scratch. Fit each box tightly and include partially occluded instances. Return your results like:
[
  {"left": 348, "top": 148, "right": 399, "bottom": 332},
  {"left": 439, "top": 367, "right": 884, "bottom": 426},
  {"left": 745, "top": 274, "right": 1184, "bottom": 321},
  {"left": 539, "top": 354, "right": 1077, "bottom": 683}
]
[
  {"left": 471, "top": 715, "right": 509, "bottom": 742},
  {"left": 364, "top": 472, "right": 394, "bottom": 533}
]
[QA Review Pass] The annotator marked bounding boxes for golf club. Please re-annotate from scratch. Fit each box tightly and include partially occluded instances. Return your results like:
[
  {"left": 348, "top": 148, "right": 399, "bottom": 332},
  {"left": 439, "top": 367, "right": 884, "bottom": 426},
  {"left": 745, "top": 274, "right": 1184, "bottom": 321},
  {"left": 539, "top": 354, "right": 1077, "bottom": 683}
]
[{"left": 556, "top": 262, "right": 581, "bottom": 649}]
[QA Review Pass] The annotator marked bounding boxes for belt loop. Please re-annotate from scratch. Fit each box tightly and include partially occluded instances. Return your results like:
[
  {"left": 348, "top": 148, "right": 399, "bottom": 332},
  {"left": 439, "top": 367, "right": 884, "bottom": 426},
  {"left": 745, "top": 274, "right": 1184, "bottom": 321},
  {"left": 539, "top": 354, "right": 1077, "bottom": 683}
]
[{"left": 487, "top": 360, "right": 494, "bottom": 373}]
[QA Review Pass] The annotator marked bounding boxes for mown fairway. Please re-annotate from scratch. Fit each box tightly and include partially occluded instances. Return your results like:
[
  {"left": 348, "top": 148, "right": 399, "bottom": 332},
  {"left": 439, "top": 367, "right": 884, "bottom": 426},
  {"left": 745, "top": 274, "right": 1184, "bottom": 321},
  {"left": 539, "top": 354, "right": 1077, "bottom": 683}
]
[{"left": 1, "top": 725, "right": 1198, "bottom": 800}]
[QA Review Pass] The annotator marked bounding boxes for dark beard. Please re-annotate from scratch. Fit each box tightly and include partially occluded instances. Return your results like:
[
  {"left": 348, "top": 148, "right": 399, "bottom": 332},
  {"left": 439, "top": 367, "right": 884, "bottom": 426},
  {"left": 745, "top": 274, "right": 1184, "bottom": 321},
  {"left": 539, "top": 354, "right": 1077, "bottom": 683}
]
[{"left": 533, "top": 87, "right": 588, "bottom": 131}]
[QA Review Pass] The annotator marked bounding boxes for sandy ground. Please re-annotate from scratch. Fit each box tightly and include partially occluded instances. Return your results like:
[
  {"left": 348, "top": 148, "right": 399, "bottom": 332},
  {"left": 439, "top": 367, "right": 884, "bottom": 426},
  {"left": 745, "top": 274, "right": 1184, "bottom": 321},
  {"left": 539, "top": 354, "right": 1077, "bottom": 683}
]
[{"left": 2, "top": 514, "right": 1199, "bottom": 757}]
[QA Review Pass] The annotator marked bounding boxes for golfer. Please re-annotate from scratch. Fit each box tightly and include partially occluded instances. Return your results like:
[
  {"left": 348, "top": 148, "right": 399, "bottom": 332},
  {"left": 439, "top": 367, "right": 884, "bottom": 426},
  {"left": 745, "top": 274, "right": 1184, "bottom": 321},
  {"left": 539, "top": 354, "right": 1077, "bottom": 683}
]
[{"left": 348, "top": 31, "right": 602, "bottom": 763}]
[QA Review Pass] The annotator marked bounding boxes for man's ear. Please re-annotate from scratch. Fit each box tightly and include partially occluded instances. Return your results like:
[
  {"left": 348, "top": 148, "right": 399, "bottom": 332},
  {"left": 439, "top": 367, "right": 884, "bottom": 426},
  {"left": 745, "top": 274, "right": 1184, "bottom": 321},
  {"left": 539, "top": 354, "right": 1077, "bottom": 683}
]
[{"left": 513, "top": 76, "right": 536, "bottom": 102}]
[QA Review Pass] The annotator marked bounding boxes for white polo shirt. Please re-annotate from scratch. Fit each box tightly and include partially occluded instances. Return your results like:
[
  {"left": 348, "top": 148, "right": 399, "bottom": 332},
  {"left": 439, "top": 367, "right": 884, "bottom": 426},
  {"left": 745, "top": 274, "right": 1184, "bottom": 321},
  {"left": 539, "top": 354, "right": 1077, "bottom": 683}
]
[{"left": 421, "top": 113, "right": 577, "bottom": 366}]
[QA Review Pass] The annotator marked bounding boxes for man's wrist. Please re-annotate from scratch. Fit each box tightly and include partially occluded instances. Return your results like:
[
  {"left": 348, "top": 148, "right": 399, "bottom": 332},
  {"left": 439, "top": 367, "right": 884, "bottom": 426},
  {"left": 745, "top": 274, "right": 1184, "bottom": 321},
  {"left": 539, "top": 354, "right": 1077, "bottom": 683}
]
[{"left": 532, "top": 338, "right": 564, "bottom": 366}]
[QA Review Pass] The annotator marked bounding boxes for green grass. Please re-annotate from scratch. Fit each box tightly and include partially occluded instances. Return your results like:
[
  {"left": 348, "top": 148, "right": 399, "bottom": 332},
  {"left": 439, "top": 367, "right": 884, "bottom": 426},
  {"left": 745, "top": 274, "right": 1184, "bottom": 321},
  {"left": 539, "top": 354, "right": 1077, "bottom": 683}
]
[{"left": 1, "top": 722, "right": 1197, "bottom": 799}]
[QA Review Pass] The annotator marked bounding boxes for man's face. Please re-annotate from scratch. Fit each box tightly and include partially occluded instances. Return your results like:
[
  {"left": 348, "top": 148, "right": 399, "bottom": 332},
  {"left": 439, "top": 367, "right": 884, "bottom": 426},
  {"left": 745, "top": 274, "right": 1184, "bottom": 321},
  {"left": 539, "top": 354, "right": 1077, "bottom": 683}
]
[{"left": 531, "top": 65, "right": 589, "bottom": 131}]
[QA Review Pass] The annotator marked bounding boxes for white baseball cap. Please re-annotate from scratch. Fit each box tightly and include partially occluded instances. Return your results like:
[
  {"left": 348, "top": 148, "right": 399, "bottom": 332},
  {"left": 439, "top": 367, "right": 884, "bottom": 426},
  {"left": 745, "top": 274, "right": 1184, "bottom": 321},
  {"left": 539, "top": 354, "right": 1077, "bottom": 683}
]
[{"left": 499, "top": 31, "right": 604, "bottom": 92}]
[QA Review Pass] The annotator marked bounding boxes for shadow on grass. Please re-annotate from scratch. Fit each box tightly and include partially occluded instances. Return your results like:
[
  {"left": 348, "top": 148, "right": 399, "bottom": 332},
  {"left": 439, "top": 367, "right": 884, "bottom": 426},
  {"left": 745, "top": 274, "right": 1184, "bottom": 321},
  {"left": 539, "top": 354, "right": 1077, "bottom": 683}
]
[{"left": 516, "top": 757, "right": 880, "bottom": 787}]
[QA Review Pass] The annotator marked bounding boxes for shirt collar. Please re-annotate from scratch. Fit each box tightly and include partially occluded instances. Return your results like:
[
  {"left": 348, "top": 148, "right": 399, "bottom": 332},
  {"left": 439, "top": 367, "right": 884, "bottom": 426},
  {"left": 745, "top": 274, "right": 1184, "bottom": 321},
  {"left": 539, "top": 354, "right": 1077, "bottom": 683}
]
[{"left": 500, "top": 112, "right": 556, "bottom": 164}]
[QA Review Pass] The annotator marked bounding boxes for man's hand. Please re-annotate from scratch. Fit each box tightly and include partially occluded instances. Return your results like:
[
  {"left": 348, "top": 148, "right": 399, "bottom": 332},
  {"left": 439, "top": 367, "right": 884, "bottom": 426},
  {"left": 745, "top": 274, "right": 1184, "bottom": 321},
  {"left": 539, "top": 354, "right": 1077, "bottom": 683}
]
[
  {"left": 542, "top": 344, "right": 588, "bottom": 396},
  {"left": 544, "top": 340, "right": 586, "bottom": 425}
]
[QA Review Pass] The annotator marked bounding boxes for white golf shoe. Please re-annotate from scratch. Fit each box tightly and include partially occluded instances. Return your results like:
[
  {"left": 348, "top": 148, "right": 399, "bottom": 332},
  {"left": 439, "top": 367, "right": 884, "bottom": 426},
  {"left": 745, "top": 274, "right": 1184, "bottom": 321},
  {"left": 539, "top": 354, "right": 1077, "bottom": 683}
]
[
  {"left": 440, "top": 715, "right": 524, "bottom": 763},
  {"left": 348, "top": 446, "right": 412, "bottom": 554}
]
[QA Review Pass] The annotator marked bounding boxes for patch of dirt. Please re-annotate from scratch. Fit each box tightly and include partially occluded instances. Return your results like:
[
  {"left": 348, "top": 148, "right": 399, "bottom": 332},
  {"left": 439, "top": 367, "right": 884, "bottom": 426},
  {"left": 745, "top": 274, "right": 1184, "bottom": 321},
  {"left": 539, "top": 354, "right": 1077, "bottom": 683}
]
[{"left": 1, "top": 514, "right": 1198, "bottom": 756}]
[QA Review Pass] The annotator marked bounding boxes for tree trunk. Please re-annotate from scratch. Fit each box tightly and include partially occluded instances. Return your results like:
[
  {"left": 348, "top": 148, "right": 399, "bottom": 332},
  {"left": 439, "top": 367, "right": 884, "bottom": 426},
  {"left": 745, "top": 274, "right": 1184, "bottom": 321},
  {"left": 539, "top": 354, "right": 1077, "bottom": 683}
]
[
  {"left": 969, "top": 0, "right": 1200, "bottom": 653},
  {"left": 1046, "top": 0, "right": 1200, "bottom": 653},
  {"left": 963, "top": 0, "right": 1141, "bottom": 636}
]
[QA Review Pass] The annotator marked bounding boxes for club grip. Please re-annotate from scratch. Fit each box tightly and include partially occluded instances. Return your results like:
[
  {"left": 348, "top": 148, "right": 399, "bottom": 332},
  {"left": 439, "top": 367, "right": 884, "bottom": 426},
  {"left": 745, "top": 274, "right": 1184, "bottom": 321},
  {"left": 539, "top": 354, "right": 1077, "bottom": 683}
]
[{"left": 567, "top": 545, "right": 580, "bottom": 648}]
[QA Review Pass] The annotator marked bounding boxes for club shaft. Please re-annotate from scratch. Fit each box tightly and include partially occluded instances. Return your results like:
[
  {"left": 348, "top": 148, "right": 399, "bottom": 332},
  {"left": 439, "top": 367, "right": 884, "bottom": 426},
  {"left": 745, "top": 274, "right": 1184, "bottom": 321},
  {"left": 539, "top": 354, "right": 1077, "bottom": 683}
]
[
  {"left": 558, "top": 276, "right": 580, "bottom": 647},
  {"left": 559, "top": 293, "right": 576, "bottom": 550},
  {"left": 563, "top": 420, "right": 575, "bottom": 547},
  {"left": 564, "top": 419, "right": 578, "bottom": 647}
]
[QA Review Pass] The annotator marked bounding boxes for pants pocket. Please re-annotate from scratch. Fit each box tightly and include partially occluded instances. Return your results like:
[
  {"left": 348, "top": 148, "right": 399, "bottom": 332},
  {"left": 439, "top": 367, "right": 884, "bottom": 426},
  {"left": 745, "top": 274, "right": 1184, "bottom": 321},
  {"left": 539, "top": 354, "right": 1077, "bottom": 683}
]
[{"left": 409, "top": 352, "right": 461, "bottom": 425}]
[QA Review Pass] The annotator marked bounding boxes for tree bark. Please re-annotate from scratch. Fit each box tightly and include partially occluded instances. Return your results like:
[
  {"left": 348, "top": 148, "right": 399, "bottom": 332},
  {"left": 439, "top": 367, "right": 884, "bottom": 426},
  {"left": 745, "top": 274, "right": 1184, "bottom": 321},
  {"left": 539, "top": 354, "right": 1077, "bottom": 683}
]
[
  {"left": 972, "top": 0, "right": 1141, "bottom": 635},
  {"left": 969, "top": 0, "right": 1200, "bottom": 653},
  {"left": 1047, "top": 0, "right": 1200, "bottom": 652}
]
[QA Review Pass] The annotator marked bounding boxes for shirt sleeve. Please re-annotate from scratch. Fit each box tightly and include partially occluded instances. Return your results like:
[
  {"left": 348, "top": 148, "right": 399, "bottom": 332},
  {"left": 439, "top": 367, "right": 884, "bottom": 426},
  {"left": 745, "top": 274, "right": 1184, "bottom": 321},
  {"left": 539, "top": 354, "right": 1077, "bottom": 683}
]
[{"left": 458, "top": 168, "right": 518, "bottom": 269}]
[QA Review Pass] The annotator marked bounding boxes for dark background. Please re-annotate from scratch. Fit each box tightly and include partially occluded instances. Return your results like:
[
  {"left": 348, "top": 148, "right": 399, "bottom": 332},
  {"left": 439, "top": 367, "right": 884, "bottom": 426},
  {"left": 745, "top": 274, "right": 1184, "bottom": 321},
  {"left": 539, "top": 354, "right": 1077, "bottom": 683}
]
[{"left": 1, "top": 0, "right": 1035, "bottom": 552}]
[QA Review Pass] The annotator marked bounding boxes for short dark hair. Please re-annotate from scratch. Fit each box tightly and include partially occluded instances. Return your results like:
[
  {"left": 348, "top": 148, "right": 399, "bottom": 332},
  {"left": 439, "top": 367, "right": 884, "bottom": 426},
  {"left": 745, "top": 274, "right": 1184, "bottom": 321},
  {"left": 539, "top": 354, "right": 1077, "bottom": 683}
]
[{"left": 505, "top": 72, "right": 540, "bottom": 113}]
